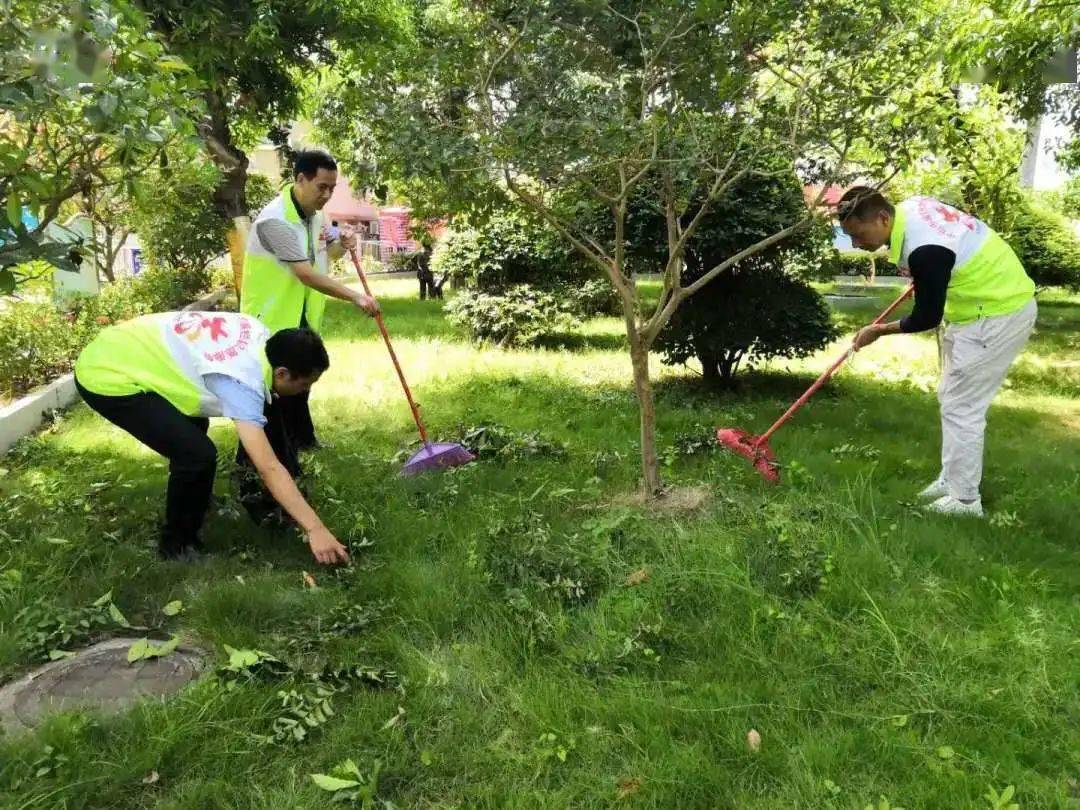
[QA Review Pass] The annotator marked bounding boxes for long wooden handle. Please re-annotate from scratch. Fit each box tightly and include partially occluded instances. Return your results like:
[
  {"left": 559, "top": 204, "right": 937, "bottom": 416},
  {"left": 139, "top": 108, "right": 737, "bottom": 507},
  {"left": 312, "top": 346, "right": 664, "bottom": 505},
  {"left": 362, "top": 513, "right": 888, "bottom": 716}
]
[
  {"left": 756, "top": 284, "right": 914, "bottom": 445},
  {"left": 348, "top": 250, "right": 431, "bottom": 447}
]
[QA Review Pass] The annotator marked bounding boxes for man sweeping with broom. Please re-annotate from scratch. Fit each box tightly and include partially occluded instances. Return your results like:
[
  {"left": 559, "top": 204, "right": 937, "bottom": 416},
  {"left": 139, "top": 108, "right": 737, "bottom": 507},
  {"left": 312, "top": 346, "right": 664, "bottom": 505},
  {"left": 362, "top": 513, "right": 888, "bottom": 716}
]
[{"left": 838, "top": 187, "right": 1036, "bottom": 517}]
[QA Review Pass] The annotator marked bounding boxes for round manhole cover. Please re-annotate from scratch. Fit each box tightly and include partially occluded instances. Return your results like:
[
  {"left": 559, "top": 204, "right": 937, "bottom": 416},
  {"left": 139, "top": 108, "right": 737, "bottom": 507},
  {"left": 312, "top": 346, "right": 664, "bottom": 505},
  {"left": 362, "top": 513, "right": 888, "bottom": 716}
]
[{"left": 0, "top": 638, "right": 205, "bottom": 735}]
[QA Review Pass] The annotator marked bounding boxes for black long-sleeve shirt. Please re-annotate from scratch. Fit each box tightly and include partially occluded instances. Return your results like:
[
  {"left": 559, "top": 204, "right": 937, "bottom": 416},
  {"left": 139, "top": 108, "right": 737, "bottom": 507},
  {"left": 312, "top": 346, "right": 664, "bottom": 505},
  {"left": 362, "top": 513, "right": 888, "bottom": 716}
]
[{"left": 899, "top": 245, "right": 954, "bottom": 333}]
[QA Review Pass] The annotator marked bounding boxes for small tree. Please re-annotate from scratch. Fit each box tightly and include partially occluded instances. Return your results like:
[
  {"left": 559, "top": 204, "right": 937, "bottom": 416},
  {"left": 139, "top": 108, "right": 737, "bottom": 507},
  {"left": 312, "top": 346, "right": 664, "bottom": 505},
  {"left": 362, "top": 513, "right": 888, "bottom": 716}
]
[{"left": 325, "top": 1, "right": 970, "bottom": 494}]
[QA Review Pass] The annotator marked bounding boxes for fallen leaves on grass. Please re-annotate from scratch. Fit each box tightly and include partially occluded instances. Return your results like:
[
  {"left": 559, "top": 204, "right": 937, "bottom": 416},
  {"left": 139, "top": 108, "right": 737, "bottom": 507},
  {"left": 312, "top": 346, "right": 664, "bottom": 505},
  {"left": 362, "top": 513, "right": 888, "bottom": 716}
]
[
  {"left": 625, "top": 568, "right": 651, "bottom": 587},
  {"left": 747, "top": 729, "right": 761, "bottom": 752},
  {"left": 617, "top": 777, "right": 643, "bottom": 799},
  {"left": 127, "top": 636, "right": 180, "bottom": 664}
]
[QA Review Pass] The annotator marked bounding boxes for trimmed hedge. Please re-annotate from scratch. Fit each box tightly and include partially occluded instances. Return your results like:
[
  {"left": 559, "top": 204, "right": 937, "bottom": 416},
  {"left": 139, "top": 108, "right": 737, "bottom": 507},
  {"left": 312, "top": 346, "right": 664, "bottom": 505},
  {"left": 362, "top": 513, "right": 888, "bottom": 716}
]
[
  {"left": 445, "top": 285, "right": 573, "bottom": 347},
  {"left": 1006, "top": 203, "right": 1080, "bottom": 291}
]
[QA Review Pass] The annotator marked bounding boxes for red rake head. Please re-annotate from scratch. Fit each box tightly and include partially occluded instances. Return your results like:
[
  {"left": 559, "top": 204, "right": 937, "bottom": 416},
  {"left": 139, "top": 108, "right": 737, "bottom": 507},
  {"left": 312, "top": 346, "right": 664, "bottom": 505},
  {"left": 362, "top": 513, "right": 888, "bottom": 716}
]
[{"left": 716, "top": 427, "right": 780, "bottom": 484}]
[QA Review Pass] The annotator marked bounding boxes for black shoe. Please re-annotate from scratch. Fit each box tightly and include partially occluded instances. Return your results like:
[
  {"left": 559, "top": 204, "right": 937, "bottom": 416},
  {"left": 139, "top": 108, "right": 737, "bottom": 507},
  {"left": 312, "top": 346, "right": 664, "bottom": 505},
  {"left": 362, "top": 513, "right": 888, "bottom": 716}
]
[{"left": 159, "top": 530, "right": 206, "bottom": 560}]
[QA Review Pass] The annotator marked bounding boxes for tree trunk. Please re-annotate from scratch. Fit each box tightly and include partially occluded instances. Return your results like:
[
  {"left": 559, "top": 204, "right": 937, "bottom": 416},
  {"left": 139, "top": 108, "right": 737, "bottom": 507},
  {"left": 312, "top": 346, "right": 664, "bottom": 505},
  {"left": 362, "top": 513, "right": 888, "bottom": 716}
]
[
  {"left": 201, "top": 90, "right": 250, "bottom": 293},
  {"left": 629, "top": 334, "right": 661, "bottom": 496},
  {"left": 697, "top": 348, "right": 721, "bottom": 388},
  {"left": 100, "top": 226, "right": 117, "bottom": 283},
  {"left": 226, "top": 217, "right": 251, "bottom": 294}
]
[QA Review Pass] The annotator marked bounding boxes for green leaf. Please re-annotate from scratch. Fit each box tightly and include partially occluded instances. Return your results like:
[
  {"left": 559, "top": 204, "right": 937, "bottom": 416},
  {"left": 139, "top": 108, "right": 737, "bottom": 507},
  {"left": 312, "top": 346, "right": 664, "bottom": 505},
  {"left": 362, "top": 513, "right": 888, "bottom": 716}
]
[
  {"left": 99, "top": 92, "right": 118, "bottom": 118},
  {"left": 93, "top": 590, "right": 114, "bottom": 607},
  {"left": 6, "top": 192, "right": 21, "bottom": 230},
  {"left": 162, "top": 600, "right": 183, "bottom": 616},
  {"left": 48, "top": 649, "right": 76, "bottom": 660},
  {"left": 128, "top": 636, "right": 179, "bottom": 663},
  {"left": 156, "top": 57, "right": 191, "bottom": 73},
  {"left": 227, "top": 647, "right": 262, "bottom": 668},
  {"left": 936, "top": 745, "right": 955, "bottom": 760},
  {"left": 127, "top": 638, "right": 150, "bottom": 663},
  {"left": 108, "top": 603, "right": 130, "bottom": 627},
  {"left": 310, "top": 773, "right": 361, "bottom": 792},
  {"left": 150, "top": 636, "right": 180, "bottom": 658},
  {"left": 342, "top": 759, "right": 363, "bottom": 779}
]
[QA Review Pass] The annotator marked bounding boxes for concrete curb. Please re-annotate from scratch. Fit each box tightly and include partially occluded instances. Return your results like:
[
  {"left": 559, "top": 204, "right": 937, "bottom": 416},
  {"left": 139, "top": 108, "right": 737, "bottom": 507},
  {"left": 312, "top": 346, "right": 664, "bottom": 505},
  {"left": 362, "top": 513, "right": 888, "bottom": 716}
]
[{"left": 0, "top": 373, "right": 79, "bottom": 456}]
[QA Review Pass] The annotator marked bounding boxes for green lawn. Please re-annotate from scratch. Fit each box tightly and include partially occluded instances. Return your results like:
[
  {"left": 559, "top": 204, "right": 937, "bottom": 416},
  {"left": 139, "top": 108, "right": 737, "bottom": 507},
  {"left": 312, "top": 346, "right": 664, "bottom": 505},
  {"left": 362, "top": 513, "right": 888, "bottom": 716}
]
[{"left": 1, "top": 277, "right": 1077, "bottom": 808}]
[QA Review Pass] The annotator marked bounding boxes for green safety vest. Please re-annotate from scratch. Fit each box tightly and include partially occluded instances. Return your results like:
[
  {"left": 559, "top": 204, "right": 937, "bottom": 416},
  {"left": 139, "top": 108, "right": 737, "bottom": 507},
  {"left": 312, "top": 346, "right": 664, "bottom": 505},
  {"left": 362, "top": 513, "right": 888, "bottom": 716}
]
[
  {"left": 75, "top": 312, "right": 273, "bottom": 418},
  {"left": 241, "top": 184, "right": 330, "bottom": 335},
  {"left": 889, "top": 197, "right": 1034, "bottom": 324}
]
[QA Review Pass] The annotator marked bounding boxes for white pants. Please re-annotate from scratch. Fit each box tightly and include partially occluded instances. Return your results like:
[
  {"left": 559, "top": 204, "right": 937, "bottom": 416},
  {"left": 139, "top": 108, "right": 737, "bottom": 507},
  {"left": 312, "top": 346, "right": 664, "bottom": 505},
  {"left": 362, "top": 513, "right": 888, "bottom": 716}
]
[{"left": 937, "top": 299, "right": 1037, "bottom": 501}]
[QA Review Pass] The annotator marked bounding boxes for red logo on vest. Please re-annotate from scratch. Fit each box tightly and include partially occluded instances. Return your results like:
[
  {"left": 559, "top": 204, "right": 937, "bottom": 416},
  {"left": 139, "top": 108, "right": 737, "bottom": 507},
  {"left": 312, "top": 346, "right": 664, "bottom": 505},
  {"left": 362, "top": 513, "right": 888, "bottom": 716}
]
[{"left": 172, "top": 313, "right": 253, "bottom": 363}]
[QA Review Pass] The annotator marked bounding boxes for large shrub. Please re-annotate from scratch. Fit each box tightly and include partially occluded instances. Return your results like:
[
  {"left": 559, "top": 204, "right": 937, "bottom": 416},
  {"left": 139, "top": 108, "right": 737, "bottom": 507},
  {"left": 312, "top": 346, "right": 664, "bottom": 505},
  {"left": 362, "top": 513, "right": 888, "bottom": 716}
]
[
  {"left": 1062, "top": 177, "right": 1080, "bottom": 220},
  {"left": 1005, "top": 203, "right": 1080, "bottom": 291},
  {"left": 657, "top": 263, "right": 837, "bottom": 386},
  {"left": 652, "top": 166, "right": 837, "bottom": 385},
  {"left": 431, "top": 210, "right": 620, "bottom": 312},
  {"left": 445, "top": 285, "right": 572, "bottom": 347},
  {"left": 432, "top": 211, "right": 592, "bottom": 291}
]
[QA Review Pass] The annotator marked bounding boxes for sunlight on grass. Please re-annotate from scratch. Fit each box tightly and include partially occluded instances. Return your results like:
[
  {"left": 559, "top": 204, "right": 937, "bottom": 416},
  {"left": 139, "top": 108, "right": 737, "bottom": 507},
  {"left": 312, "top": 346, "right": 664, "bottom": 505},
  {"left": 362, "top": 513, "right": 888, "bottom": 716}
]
[{"left": 1, "top": 276, "right": 1077, "bottom": 809}]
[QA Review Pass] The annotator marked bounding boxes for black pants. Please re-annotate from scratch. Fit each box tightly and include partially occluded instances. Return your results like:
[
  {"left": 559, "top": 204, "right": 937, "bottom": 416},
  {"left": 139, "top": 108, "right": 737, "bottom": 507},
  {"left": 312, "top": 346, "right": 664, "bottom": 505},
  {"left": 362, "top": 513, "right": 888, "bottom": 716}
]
[{"left": 75, "top": 378, "right": 215, "bottom": 555}]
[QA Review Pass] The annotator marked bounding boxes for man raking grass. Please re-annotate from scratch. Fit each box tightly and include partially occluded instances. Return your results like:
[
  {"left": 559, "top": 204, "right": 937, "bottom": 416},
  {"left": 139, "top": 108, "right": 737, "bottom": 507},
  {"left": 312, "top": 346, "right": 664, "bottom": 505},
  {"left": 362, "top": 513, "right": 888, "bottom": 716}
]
[
  {"left": 838, "top": 188, "right": 1037, "bottom": 517},
  {"left": 74, "top": 312, "right": 352, "bottom": 564}
]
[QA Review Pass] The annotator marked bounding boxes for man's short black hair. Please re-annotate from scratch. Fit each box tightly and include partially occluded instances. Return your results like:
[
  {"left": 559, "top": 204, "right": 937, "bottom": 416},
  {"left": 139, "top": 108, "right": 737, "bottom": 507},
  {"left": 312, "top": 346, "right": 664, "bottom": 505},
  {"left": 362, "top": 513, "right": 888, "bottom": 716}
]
[
  {"left": 293, "top": 149, "right": 337, "bottom": 180},
  {"left": 265, "top": 328, "right": 330, "bottom": 378},
  {"left": 837, "top": 186, "right": 894, "bottom": 222}
]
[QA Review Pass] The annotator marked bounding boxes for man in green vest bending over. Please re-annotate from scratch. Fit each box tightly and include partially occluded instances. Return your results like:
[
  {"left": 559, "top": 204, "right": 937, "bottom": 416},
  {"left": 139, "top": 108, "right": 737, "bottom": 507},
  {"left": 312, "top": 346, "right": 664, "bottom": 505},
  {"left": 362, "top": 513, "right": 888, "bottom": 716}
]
[
  {"left": 839, "top": 188, "right": 1037, "bottom": 517},
  {"left": 241, "top": 149, "right": 378, "bottom": 450},
  {"left": 74, "top": 311, "right": 351, "bottom": 564}
]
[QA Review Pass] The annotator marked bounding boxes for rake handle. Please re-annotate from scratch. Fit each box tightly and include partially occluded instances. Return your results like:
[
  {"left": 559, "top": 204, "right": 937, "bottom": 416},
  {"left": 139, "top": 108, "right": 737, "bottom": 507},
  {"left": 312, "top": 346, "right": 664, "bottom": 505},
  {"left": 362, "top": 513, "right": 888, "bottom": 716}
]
[
  {"left": 755, "top": 283, "right": 914, "bottom": 446},
  {"left": 348, "top": 249, "right": 431, "bottom": 447}
]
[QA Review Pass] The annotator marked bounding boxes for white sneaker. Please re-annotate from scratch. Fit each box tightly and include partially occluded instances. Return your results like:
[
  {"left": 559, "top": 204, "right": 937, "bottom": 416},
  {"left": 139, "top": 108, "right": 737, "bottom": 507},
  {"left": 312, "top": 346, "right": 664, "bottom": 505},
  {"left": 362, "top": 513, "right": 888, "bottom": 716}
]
[
  {"left": 926, "top": 495, "right": 983, "bottom": 517},
  {"left": 918, "top": 475, "right": 950, "bottom": 500}
]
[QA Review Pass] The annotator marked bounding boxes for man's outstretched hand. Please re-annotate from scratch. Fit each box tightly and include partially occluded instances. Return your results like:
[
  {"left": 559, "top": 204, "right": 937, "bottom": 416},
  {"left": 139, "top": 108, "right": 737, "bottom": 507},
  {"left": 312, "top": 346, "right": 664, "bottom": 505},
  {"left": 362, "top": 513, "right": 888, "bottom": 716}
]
[
  {"left": 307, "top": 526, "right": 350, "bottom": 565},
  {"left": 852, "top": 324, "right": 883, "bottom": 351}
]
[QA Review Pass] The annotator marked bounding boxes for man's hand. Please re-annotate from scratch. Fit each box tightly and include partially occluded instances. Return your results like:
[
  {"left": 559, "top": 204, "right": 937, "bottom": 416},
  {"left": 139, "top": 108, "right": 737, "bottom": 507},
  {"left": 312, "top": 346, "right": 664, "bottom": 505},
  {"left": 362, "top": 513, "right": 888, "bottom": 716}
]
[
  {"left": 852, "top": 324, "right": 883, "bottom": 351},
  {"left": 351, "top": 291, "right": 380, "bottom": 316},
  {"left": 307, "top": 526, "right": 350, "bottom": 565},
  {"left": 339, "top": 225, "right": 357, "bottom": 252}
]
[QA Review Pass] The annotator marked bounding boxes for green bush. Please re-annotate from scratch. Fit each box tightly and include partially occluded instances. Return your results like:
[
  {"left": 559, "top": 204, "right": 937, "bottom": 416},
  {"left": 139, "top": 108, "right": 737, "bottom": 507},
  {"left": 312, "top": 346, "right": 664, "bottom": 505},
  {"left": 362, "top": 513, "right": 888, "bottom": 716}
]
[
  {"left": 1062, "top": 177, "right": 1080, "bottom": 220},
  {"left": 657, "top": 262, "right": 837, "bottom": 387},
  {"left": 446, "top": 285, "right": 572, "bottom": 347},
  {"left": 1006, "top": 203, "right": 1080, "bottom": 291},
  {"left": 651, "top": 163, "right": 837, "bottom": 385},
  {"left": 388, "top": 250, "right": 428, "bottom": 274},
  {"left": 0, "top": 266, "right": 211, "bottom": 398},
  {"left": 827, "top": 251, "right": 898, "bottom": 278},
  {"left": 562, "top": 278, "right": 620, "bottom": 317},
  {"left": 431, "top": 211, "right": 607, "bottom": 310},
  {"left": 0, "top": 304, "right": 85, "bottom": 399}
]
